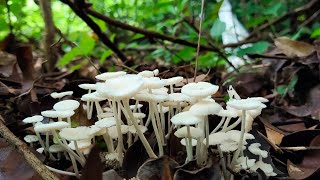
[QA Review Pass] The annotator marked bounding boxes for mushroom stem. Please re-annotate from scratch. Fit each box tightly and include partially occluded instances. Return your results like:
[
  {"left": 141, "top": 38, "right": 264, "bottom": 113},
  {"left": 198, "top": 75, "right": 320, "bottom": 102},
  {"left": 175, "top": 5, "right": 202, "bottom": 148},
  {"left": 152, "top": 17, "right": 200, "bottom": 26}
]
[
  {"left": 34, "top": 131, "right": 47, "bottom": 155},
  {"left": 74, "top": 140, "right": 86, "bottom": 163},
  {"left": 52, "top": 131, "right": 85, "bottom": 166},
  {"left": 210, "top": 116, "right": 226, "bottom": 134},
  {"left": 122, "top": 99, "right": 157, "bottom": 158},
  {"left": 149, "top": 103, "right": 164, "bottom": 156},
  {"left": 231, "top": 110, "right": 246, "bottom": 165},
  {"left": 217, "top": 145, "right": 228, "bottom": 180},
  {"left": 110, "top": 100, "right": 124, "bottom": 165},
  {"left": 46, "top": 132, "right": 56, "bottom": 160},
  {"left": 102, "top": 129, "right": 114, "bottom": 153},
  {"left": 205, "top": 118, "right": 209, "bottom": 148},
  {"left": 151, "top": 102, "right": 165, "bottom": 147},
  {"left": 222, "top": 117, "right": 231, "bottom": 131},
  {"left": 186, "top": 125, "right": 193, "bottom": 161},
  {"left": 224, "top": 117, "right": 242, "bottom": 131},
  {"left": 95, "top": 101, "right": 103, "bottom": 120},
  {"left": 60, "top": 139, "right": 80, "bottom": 178}
]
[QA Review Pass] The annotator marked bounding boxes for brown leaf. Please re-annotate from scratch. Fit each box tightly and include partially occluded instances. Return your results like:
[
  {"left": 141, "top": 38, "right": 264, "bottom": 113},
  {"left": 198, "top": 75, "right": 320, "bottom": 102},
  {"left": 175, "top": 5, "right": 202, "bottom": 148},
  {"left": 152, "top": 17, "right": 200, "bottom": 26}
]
[
  {"left": 80, "top": 145, "right": 103, "bottom": 180},
  {"left": 137, "top": 156, "right": 179, "bottom": 180},
  {"left": 0, "top": 138, "right": 42, "bottom": 180},
  {"left": 173, "top": 158, "right": 221, "bottom": 180},
  {"left": 274, "top": 37, "right": 315, "bottom": 57},
  {"left": 287, "top": 135, "right": 320, "bottom": 179},
  {"left": 285, "top": 105, "right": 311, "bottom": 117},
  {"left": 260, "top": 117, "right": 286, "bottom": 145},
  {"left": 0, "top": 51, "right": 16, "bottom": 77}
]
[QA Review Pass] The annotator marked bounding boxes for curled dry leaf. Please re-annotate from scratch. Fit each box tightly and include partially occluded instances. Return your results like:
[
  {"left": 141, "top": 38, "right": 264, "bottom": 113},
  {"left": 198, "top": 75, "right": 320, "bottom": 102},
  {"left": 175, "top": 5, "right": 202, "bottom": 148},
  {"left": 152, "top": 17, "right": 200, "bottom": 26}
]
[
  {"left": 287, "top": 135, "right": 320, "bottom": 179},
  {"left": 259, "top": 117, "right": 285, "bottom": 145},
  {"left": 274, "top": 37, "right": 315, "bottom": 58},
  {"left": 137, "top": 156, "right": 179, "bottom": 180},
  {"left": 173, "top": 158, "right": 221, "bottom": 180},
  {"left": 0, "top": 138, "right": 42, "bottom": 180}
]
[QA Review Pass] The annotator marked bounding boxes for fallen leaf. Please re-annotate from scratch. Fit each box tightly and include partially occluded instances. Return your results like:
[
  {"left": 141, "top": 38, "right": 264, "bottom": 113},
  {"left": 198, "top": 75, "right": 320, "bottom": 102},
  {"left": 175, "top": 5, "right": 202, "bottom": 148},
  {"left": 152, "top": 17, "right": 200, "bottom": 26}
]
[
  {"left": 274, "top": 37, "right": 315, "bottom": 57},
  {"left": 80, "top": 145, "right": 103, "bottom": 180},
  {"left": 102, "top": 169, "right": 122, "bottom": 180},
  {"left": 0, "top": 138, "right": 42, "bottom": 180},
  {"left": 137, "top": 156, "right": 179, "bottom": 180}
]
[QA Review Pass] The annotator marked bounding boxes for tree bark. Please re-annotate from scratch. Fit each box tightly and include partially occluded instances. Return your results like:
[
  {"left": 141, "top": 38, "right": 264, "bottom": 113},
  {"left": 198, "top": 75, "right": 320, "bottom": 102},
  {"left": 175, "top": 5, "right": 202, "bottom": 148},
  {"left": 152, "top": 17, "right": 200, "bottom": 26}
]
[{"left": 39, "top": 0, "right": 57, "bottom": 72}]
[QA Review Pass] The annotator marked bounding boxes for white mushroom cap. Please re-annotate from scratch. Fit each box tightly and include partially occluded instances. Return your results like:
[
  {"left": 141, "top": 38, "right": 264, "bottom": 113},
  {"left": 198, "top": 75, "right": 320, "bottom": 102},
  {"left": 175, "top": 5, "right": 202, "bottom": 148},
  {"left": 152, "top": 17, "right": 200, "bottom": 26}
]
[
  {"left": 97, "top": 112, "right": 114, "bottom": 119},
  {"left": 153, "top": 69, "right": 159, "bottom": 76},
  {"left": 168, "top": 93, "right": 193, "bottom": 102},
  {"left": 226, "top": 130, "right": 255, "bottom": 144},
  {"left": 91, "top": 125, "right": 107, "bottom": 136},
  {"left": 128, "top": 125, "right": 147, "bottom": 134},
  {"left": 204, "top": 132, "right": 228, "bottom": 145},
  {"left": 50, "top": 91, "right": 73, "bottom": 99},
  {"left": 95, "top": 71, "right": 126, "bottom": 81},
  {"left": 248, "top": 143, "right": 268, "bottom": 158},
  {"left": 22, "top": 115, "right": 43, "bottom": 124},
  {"left": 162, "top": 101, "right": 188, "bottom": 107},
  {"left": 96, "top": 74, "right": 144, "bottom": 99},
  {"left": 247, "top": 108, "right": 263, "bottom": 118},
  {"left": 134, "top": 92, "right": 168, "bottom": 102},
  {"left": 59, "top": 126, "right": 93, "bottom": 141},
  {"left": 36, "top": 147, "right": 44, "bottom": 154},
  {"left": 133, "top": 113, "right": 146, "bottom": 119},
  {"left": 78, "top": 83, "right": 96, "bottom": 90},
  {"left": 103, "top": 107, "right": 113, "bottom": 112},
  {"left": 129, "top": 104, "right": 143, "bottom": 110},
  {"left": 227, "top": 99, "right": 262, "bottom": 110},
  {"left": 49, "top": 144, "right": 64, "bottom": 153},
  {"left": 68, "top": 139, "right": 92, "bottom": 150},
  {"left": 220, "top": 141, "right": 241, "bottom": 152},
  {"left": 180, "top": 138, "right": 197, "bottom": 146},
  {"left": 163, "top": 76, "right": 184, "bottom": 86},
  {"left": 41, "top": 110, "right": 74, "bottom": 118},
  {"left": 216, "top": 109, "right": 238, "bottom": 118},
  {"left": 142, "top": 77, "right": 166, "bottom": 89},
  {"left": 248, "top": 97, "right": 269, "bottom": 103},
  {"left": 171, "top": 111, "right": 202, "bottom": 125},
  {"left": 174, "top": 126, "right": 203, "bottom": 139},
  {"left": 24, "top": 135, "right": 39, "bottom": 143},
  {"left": 138, "top": 70, "right": 156, "bottom": 78},
  {"left": 53, "top": 100, "right": 80, "bottom": 111},
  {"left": 235, "top": 156, "right": 256, "bottom": 170},
  {"left": 81, "top": 92, "right": 106, "bottom": 101},
  {"left": 181, "top": 82, "right": 219, "bottom": 99},
  {"left": 108, "top": 125, "right": 129, "bottom": 139},
  {"left": 34, "top": 122, "right": 69, "bottom": 132},
  {"left": 95, "top": 117, "right": 117, "bottom": 128},
  {"left": 250, "top": 161, "right": 276, "bottom": 176},
  {"left": 189, "top": 98, "right": 222, "bottom": 116},
  {"left": 151, "top": 87, "right": 168, "bottom": 95}
]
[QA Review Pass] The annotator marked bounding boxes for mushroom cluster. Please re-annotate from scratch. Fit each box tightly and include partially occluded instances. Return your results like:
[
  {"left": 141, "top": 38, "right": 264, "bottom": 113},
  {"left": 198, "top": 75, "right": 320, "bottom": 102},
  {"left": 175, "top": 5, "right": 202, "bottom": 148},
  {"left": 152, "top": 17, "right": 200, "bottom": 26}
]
[{"left": 21, "top": 69, "right": 275, "bottom": 178}]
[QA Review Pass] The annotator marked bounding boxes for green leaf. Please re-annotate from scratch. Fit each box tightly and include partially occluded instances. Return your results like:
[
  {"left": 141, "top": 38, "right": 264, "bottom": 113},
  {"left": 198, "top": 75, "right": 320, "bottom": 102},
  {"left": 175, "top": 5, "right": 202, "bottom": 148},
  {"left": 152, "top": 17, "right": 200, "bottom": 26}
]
[
  {"left": 237, "top": 41, "right": 270, "bottom": 57},
  {"left": 264, "top": 3, "right": 283, "bottom": 16},
  {"left": 172, "top": 47, "right": 194, "bottom": 63},
  {"left": 210, "top": 19, "right": 226, "bottom": 38},
  {"left": 311, "top": 28, "right": 320, "bottom": 38},
  {"left": 78, "top": 34, "right": 96, "bottom": 54},
  {"left": 100, "top": 50, "right": 113, "bottom": 64},
  {"left": 58, "top": 48, "right": 82, "bottom": 66},
  {"left": 276, "top": 85, "right": 288, "bottom": 97}
]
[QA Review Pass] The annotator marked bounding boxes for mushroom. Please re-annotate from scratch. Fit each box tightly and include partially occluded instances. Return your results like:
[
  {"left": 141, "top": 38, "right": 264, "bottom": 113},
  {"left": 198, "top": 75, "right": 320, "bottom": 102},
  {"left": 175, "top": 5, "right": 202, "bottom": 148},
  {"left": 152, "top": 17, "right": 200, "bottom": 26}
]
[
  {"left": 81, "top": 92, "right": 106, "bottom": 120},
  {"left": 226, "top": 99, "right": 262, "bottom": 164},
  {"left": 181, "top": 82, "right": 219, "bottom": 100},
  {"left": 49, "top": 144, "right": 65, "bottom": 159},
  {"left": 171, "top": 111, "right": 202, "bottom": 162},
  {"left": 163, "top": 76, "right": 183, "bottom": 93},
  {"left": 50, "top": 91, "right": 73, "bottom": 99},
  {"left": 22, "top": 115, "right": 47, "bottom": 155},
  {"left": 95, "top": 71, "right": 126, "bottom": 81},
  {"left": 24, "top": 135, "right": 39, "bottom": 148},
  {"left": 248, "top": 144, "right": 276, "bottom": 177},
  {"left": 79, "top": 83, "right": 97, "bottom": 119},
  {"left": 53, "top": 100, "right": 80, "bottom": 111},
  {"left": 97, "top": 74, "right": 157, "bottom": 163},
  {"left": 95, "top": 117, "right": 117, "bottom": 153}
]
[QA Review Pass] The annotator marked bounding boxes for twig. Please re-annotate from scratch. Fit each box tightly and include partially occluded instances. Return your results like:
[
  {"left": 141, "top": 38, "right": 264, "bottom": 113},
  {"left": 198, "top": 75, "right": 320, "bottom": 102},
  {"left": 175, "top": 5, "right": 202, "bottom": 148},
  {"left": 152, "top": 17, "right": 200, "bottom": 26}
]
[
  {"left": 246, "top": 0, "right": 319, "bottom": 40},
  {"left": 85, "top": 6, "right": 238, "bottom": 72},
  {"left": 193, "top": 0, "right": 205, "bottom": 81},
  {"left": 0, "top": 115, "right": 59, "bottom": 180},
  {"left": 299, "top": 8, "right": 320, "bottom": 28},
  {"left": 60, "top": 0, "right": 128, "bottom": 63}
]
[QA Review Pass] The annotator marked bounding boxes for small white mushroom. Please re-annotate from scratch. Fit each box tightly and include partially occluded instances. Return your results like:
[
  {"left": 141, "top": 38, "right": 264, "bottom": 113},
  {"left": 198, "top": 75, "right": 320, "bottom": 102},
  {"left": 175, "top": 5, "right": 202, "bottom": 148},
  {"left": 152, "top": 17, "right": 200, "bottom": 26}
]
[
  {"left": 24, "top": 135, "right": 39, "bottom": 147},
  {"left": 53, "top": 100, "right": 80, "bottom": 111},
  {"left": 95, "top": 71, "right": 126, "bottom": 81},
  {"left": 181, "top": 82, "right": 219, "bottom": 99},
  {"left": 50, "top": 91, "right": 73, "bottom": 99}
]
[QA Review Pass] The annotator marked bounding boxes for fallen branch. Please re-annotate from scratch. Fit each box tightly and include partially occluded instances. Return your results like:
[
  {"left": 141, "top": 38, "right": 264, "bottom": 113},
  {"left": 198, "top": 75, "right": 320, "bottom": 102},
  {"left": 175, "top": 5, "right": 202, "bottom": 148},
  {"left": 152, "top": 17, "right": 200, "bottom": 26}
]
[
  {"left": 0, "top": 116, "right": 59, "bottom": 180},
  {"left": 60, "top": 0, "right": 128, "bottom": 62},
  {"left": 246, "top": 0, "right": 319, "bottom": 39}
]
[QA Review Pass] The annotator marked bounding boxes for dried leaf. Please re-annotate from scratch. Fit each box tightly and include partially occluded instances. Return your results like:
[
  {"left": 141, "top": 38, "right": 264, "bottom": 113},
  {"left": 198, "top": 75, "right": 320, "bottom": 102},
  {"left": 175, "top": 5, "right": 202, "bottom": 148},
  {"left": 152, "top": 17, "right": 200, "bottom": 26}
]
[
  {"left": 0, "top": 138, "right": 42, "bottom": 180},
  {"left": 137, "top": 156, "right": 179, "bottom": 180},
  {"left": 274, "top": 37, "right": 315, "bottom": 57},
  {"left": 80, "top": 145, "right": 103, "bottom": 180},
  {"left": 102, "top": 169, "right": 122, "bottom": 180}
]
